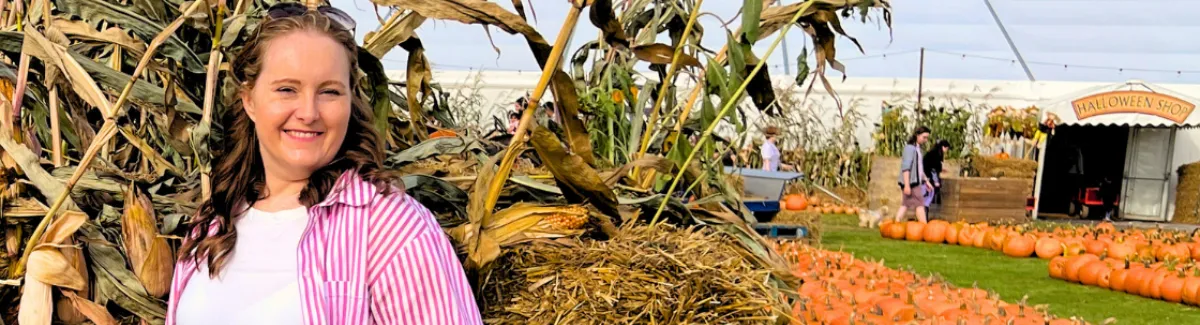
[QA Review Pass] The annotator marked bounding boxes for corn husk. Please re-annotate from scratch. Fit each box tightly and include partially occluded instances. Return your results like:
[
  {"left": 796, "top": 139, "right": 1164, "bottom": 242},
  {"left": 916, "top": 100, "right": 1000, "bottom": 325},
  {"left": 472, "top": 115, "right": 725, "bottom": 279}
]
[
  {"left": 480, "top": 224, "right": 790, "bottom": 324},
  {"left": 119, "top": 184, "right": 174, "bottom": 298}
]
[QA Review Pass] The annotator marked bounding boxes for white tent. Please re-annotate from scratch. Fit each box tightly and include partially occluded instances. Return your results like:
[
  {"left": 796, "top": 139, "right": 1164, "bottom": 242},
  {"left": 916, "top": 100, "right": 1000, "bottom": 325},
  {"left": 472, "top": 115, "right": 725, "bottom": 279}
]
[{"left": 1032, "top": 80, "right": 1200, "bottom": 221}]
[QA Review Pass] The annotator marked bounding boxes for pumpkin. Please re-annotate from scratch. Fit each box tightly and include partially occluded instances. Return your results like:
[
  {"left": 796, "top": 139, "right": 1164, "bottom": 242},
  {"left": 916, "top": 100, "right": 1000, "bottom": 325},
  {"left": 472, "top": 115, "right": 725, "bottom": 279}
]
[
  {"left": 923, "top": 220, "right": 950, "bottom": 244},
  {"left": 1048, "top": 256, "right": 1069, "bottom": 280},
  {"left": 1034, "top": 237, "right": 1064, "bottom": 259},
  {"left": 1161, "top": 243, "right": 1191, "bottom": 262},
  {"left": 1110, "top": 267, "right": 1130, "bottom": 292},
  {"left": 905, "top": 222, "right": 926, "bottom": 241},
  {"left": 1148, "top": 269, "right": 1170, "bottom": 299},
  {"left": 987, "top": 229, "right": 1009, "bottom": 251},
  {"left": 995, "top": 152, "right": 1010, "bottom": 159},
  {"left": 1107, "top": 239, "right": 1137, "bottom": 261},
  {"left": 1124, "top": 267, "right": 1151, "bottom": 295},
  {"left": 1062, "top": 240, "right": 1086, "bottom": 257},
  {"left": 945, "top": 223, "right": 963, "bottom": 245},
  {"left": 1064, "top": 254, "right": 1099, "bottom": 283},
  {"left": 1002, "top": 234, "right": 1036, "bottom": 258},
  {"left": 808, "top": 196, "right": 822, "bottom": 207},
  {"left": 1083, "top": 239, "right": 1107, "bottom": 256},
  {"left": 1077, "top": 261, "right": 1109, "bottom": 286},
  {"left": 785, "top": 194, "right": 808, "bottom": 211},
  {"left": 1182, "top": 270, "right": 1200, "bottom": 305},
  {"left": 956, "top": 226, "right": 974, "bottom": 247},
  {"left": 879, "top": 220, "right": 893, "bottom": 238},
  {"left": 971, "top": 230, "right": 988, "bottom": 248},
  {"left": 1161, "top": 272, "right": 1187, "bottom": 303},
  {"left": 1191, "top": 243, "right": 1200, "bottom": 262},
  {"left": 832, "top": 206, "right": 846, "bottom": 214},
  {"left": 885, "top": 222, "right": 907, "bottom": 240}
]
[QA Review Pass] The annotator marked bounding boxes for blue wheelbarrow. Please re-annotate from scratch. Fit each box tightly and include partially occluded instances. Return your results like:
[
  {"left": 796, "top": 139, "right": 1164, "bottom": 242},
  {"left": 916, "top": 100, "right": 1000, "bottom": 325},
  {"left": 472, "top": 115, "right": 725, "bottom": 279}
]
[{"left": 723, "top": 166, "right": 804, "bottom": 223}]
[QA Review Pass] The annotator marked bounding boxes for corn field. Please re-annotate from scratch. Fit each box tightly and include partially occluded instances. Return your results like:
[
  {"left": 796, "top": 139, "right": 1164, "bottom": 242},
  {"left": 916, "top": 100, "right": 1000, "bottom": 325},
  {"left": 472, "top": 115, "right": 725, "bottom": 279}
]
[{"left": 0, "top": 0, "right": 890, "bottom": 323}]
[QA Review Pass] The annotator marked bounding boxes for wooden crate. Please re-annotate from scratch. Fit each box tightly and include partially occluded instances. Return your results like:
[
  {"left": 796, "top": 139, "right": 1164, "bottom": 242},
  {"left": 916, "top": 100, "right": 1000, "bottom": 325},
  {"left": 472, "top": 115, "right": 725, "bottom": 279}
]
[{"left": 939, "top": 177, "right": 1033, "bottom": 223}]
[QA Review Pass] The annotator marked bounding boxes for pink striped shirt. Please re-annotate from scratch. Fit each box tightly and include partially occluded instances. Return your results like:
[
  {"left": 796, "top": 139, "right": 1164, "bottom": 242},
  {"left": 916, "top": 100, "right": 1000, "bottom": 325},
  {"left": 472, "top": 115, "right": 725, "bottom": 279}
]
[{"left": 166, "top": 170, "right": 482, "bottom": 324}]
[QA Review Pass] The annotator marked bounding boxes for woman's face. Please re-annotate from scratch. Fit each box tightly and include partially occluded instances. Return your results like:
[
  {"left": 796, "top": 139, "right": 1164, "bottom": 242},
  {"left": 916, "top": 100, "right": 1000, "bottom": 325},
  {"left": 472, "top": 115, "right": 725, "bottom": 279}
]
[
  {"left": 917, "top": 132, "right": 930, "bottom": 144},
  {"left": 242, "top": 31, "right": 352, "bottom": 182},
  {"left": 942, "top": 146, "right": 949, "bottom": 153}
]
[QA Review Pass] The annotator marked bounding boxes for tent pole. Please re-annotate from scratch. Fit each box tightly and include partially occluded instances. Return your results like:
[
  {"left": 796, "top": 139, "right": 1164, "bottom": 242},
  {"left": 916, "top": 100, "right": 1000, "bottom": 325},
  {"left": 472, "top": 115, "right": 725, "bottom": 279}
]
[{"left": 983, "top": 0, "right": 1035, "bottom": 81}]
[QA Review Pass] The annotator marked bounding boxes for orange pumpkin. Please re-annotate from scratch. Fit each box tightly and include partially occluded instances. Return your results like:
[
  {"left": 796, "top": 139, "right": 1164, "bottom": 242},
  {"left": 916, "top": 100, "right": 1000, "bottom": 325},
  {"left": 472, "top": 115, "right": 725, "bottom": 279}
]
[
  {"left": 1107, "top": 239, "right": 1136, "bottom": 261},
  {"left": 945, "top": 223, "right": 964, "bottom": 245},
  {"left": 808, "top": 196, "right": 822, "bottom": 207},
  {"left": 1034, "top": 237, "right": 1064, "bottom": 259},
  {"left": 1065, "top": 254, "right": 1100, "bottom": 283},
  {"left": 1002, "top": 234, "right": 1036, "bottom": 258},
  {"left": 886, "top": 222, "right": 907, "bottom": 240},
  {"left": 1161, "top": 272, "right": 1187, "bottom": 303},
  {"left": 1181, "top": 270, "right": 1200, "bottom": 305},
  {"left": 905, "top": 222, "right": 926, "bottom": 241},
  {"left": 784, "top": 194, "right": 808, "bottom": 211},
  {"left": 923, "top": 220, "right": 950, "bottom": 244},
  {"left": 1077, "top": 260, "right": 1108, "bottom": 286},
  {"left": 832, "top": 206, "right": 846, "bottom": 214},
  {"left": 1083, "top": 239, "right": 1106, "bottom": 256},
  {"left": 1110, "top": 267, "right": 1130, "bottom": 292},
  {"left": 1048, "top": 256, "right": 1068, "bottom": 280}
]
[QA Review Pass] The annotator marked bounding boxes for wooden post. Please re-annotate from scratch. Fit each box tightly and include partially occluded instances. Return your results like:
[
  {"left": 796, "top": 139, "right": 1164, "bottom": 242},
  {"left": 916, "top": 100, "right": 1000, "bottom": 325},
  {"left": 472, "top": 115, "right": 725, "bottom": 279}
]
[{"left": 916, "top": 47, "right": 925, "bottom": 109}]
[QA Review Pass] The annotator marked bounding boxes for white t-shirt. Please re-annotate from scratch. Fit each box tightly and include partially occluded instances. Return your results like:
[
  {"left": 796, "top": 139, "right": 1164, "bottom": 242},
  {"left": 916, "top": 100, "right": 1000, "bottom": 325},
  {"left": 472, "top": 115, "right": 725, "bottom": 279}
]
[
  {"left": 176, "top": 206, "right": 310, "bottom": 325},
  {"left": 761, "top": 140, "right": 781, "bottom": 171}
]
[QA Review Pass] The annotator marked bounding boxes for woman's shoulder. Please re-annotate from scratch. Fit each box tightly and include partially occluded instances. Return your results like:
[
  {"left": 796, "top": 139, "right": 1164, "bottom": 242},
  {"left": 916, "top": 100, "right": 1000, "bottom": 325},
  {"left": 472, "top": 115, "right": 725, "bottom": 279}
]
[{"left": 334, "top": 171, "right": 441, "bottom": 245}]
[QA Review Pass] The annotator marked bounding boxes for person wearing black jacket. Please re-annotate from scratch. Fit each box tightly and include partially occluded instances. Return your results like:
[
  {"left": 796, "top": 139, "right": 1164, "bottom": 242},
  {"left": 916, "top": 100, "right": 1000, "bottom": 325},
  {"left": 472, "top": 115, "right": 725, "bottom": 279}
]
[{"left": 924, "top": 140, "right": 951, "bottom": 212}]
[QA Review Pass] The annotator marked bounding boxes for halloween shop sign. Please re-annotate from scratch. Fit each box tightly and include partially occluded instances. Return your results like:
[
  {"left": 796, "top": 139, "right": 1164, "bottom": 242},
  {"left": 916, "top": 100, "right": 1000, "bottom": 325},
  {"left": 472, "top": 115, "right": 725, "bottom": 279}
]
[{"left": 1072, "top": 91, "right": 1195, "bottom": 124}]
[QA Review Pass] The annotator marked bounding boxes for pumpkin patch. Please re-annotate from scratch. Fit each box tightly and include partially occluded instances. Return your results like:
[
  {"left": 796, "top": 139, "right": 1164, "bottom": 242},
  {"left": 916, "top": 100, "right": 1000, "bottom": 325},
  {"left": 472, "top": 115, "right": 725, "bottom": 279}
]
[{"left": 775, "top": 240, "right": 1094, "bottom": 324}]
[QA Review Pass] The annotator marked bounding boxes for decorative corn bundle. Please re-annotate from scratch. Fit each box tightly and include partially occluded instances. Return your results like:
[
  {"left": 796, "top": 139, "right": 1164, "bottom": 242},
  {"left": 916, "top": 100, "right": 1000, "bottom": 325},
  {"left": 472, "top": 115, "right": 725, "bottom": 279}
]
[{"left": 1174, "top": 162, "right": 1200, "bottom": 224}]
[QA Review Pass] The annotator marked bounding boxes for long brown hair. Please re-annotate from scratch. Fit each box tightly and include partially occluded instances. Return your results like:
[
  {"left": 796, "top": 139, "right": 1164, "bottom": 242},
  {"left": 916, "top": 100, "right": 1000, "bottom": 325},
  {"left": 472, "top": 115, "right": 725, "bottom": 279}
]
[{"left": 180, "top": 12, "right": 396, "bottom": 277}]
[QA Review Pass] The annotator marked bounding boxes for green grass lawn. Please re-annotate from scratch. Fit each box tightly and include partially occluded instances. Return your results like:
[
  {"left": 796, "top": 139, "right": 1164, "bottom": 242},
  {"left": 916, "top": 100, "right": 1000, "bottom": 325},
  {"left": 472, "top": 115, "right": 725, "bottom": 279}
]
[{"left": 817, "top": 216, "right": 1200, "bottom": 324}]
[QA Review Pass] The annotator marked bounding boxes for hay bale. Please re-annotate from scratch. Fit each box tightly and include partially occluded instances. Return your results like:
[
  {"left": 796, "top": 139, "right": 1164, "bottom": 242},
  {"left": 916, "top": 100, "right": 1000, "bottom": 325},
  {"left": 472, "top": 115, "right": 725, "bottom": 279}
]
[
  {"left": 772, "top": 210, "right": 821, "bottom": 243},
  {"left": 480, "top": 224, "right": 790, "bottom": 324},
  {"left": 1174, "top": 162, "right": 1200, "bottom": 224},
  {"left": 971, "top": 155, "right": 1037, "bottom": 179}
]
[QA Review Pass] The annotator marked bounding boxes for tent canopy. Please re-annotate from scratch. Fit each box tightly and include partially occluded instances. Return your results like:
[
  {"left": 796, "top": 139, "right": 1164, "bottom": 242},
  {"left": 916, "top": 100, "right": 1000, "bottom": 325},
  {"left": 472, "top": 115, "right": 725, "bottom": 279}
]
[{"left": 1038, "top": 80, "right": 1200, "bottom": 127}]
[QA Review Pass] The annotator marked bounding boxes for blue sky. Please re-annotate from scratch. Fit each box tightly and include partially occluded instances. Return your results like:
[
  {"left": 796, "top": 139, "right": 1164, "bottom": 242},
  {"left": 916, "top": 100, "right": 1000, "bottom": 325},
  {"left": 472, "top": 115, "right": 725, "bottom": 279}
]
[{"left": 332, "top": 0, "right": 1200, "bottom": 84}]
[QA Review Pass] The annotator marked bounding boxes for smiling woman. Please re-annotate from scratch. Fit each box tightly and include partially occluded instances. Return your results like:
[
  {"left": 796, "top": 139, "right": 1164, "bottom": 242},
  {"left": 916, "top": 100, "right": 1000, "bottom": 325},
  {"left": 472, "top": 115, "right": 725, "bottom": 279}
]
[{"left": 165, "top": 4, "right": 481, "bottom": 325}]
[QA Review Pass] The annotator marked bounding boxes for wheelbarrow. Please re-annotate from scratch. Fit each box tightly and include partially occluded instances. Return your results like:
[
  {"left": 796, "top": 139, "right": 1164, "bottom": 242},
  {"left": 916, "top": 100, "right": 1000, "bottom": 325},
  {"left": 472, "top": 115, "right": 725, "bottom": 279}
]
[{"left": 723, "top": 166, "right": 804, "bottom": 223}]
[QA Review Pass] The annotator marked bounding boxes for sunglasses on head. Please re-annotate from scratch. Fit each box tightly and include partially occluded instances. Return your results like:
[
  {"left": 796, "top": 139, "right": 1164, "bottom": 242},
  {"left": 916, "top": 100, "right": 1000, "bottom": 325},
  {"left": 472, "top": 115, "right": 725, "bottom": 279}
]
[{"left": 266, "top": 2, "right": 356, "bottom": 32}]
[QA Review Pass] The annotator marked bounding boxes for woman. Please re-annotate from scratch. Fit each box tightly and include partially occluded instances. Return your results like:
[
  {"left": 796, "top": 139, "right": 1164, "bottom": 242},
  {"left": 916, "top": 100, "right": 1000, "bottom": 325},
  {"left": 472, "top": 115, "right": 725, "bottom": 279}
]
[
  {"left": 168, "top": 5, "right": 481, "bottom": 324},
  {"left": 760, "top": 126, "right": 794, "bottom": 172},
  {"left": 923, "top": 140, "right": 951, "bottom": 213},
  {"left": 894, "top": 126, "right": 934, "bottom": 223}
]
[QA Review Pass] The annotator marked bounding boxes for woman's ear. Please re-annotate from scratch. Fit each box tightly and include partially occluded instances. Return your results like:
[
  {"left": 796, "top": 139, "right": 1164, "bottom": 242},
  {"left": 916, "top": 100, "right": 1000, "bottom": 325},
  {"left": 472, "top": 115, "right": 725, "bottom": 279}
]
[{"left": 240, "top": 87, "right": 257, "bottom": 123}]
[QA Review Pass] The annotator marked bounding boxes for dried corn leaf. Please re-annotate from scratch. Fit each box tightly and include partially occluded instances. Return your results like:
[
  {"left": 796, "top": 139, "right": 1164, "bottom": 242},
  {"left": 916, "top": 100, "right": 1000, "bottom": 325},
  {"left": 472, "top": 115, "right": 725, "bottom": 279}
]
[
  {"left": 54, "top": 0, "right": 206, "bottom": 72},
  {"left": 81, "top": 223, "right": 166, "bottom": 321},
  {"left": 631, "top": 43, "right": 701, "bottom": 68},
  {"left": 51, "top": 17, "right": 147, "bottom": 55},
  {"left": 21, "top": 28, "right": 113, "bottom": 115},
  {"left": 377, "top": 0, "right": 596, "bottom": 165},
  {"left": 0, "top": 132, "right": 79, "bottom": 210},
  {"left": 120, "top": 183, "right": 174, "bottom": 298},
  {"left": 588, "top": 0, "right": 629, "bottom": 49},
  {"left": 363, "top": 11, "right": 425, "bottom": 58},
  {"left": 62, "top": 291, "right": 119, "bottom": 325},
  {"left": 398, "top": 36, "right": 432, "bottom": 139},
  {"left": 28, "top": 249, "right": 86, "bottom": 290},
  {"left": 528, "top": 126, "right": 618, "bottom": 218}
]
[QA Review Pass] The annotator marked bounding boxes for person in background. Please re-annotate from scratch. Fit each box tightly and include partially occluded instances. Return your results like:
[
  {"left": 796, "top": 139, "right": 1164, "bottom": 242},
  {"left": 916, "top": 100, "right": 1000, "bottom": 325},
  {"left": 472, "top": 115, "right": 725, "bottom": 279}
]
[
  {"left": 507, "top": 111, "right": 521, "bottom": 134},
  {"left": 168, "top": 5, "right": 481, "bottom": 324},
  {"left": 760, "top": 126, "right": 794, "bottom": 172},
  {"left": 923, "top": 140, "right": 951, "bottom": 216},
  {"left": 895, "top": 126, "right": 934, "bottom": 223}
]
